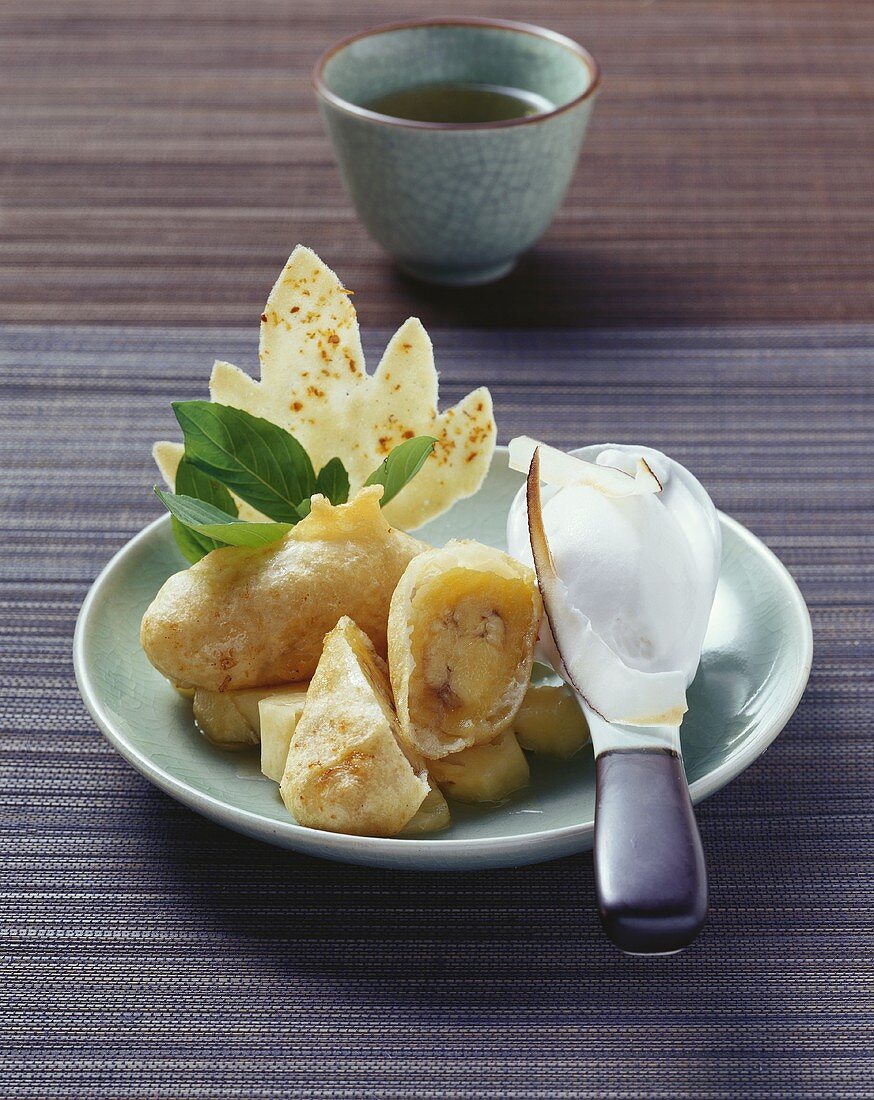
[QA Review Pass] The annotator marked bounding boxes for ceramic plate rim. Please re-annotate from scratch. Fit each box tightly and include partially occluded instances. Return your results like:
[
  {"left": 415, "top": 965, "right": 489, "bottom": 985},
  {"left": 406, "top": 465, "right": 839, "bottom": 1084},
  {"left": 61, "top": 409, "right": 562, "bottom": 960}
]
[{"left": 73, "top": 450, "right": 813, "bottom": 868}]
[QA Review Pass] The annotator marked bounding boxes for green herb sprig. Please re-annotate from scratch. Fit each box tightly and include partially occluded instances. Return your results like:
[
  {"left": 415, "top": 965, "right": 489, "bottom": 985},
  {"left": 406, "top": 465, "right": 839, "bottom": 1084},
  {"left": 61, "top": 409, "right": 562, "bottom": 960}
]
[{"left": 155, "top": 401, "right": 436, "bottom": 563}]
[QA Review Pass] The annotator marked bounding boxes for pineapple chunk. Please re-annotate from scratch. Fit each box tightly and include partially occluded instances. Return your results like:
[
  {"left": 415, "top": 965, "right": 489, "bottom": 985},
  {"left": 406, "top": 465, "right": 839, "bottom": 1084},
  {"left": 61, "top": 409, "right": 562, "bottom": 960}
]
[
  {"left": 400, "top": 784, "right": 452, "bottom": 835},
  {"left": 192, "top": 684, "right": 307, "bottom": 749},
  {"left": 514, "top": 673, "right": 590, "bottom": 760},
  {"left": 428, "top": 728, "right": 529, "bottom": 803},
  {"left": 192, "top": 689, "right": 258, "bottom": 749},
  {"left": 259, "top": 686, "right": 309, "bottom": 782}
]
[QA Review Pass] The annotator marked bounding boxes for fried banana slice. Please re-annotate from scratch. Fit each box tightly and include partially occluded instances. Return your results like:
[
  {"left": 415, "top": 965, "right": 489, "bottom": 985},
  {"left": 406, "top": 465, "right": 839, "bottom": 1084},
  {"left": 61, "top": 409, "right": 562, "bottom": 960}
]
[
  {"left": 141, "top": 487, "right": 426, "bottom": 691},
  {"left": 281, "top": 617, "right": 430, "bottom": 837},
  {"left": 388, "top": 540, "right": 542, "bottom": 758},
  {"left": 428, "top": 728, "right": 530, "bottom": 804}
]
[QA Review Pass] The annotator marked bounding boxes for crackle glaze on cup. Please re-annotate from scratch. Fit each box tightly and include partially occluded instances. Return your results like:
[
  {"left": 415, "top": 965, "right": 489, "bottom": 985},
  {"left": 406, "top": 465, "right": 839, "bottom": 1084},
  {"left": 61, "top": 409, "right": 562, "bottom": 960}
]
[{"left": 313, "top": 18, "right": 600, "bottom": 285}]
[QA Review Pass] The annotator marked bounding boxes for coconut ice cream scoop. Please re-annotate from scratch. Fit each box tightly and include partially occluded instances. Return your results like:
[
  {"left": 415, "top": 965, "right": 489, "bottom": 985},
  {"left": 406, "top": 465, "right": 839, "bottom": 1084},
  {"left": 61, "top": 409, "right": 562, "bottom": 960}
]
[
  {"left": 506, "top": 438, "right": 721, "bottom": 954},
  {"left": 507, "top": 438, "right": 721, "bottom": 720}
]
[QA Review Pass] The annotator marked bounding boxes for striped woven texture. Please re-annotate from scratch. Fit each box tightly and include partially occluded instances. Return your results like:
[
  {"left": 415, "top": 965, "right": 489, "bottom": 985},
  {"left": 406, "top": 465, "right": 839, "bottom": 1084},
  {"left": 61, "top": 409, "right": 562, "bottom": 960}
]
[
  {"left": 1, "top": 325, "right": 872, "bottom": 1099},
  {"left": 1, "top": 0, "right": 872, "bottom": 328}
]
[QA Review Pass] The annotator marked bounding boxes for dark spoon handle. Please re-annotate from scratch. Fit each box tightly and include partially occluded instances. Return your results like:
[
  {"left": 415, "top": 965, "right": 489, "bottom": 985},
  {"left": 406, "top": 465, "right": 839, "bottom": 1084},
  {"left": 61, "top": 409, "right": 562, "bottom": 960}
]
[{"left": 594, "top": 748, "right": 708, "bottom": 954}]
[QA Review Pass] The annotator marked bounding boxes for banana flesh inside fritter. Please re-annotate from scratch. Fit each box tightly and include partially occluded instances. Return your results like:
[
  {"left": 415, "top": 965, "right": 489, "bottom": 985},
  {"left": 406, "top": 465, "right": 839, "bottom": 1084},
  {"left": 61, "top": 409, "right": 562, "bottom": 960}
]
[{"left": 389, "top": 541, "right": 542, "bottom": 759}]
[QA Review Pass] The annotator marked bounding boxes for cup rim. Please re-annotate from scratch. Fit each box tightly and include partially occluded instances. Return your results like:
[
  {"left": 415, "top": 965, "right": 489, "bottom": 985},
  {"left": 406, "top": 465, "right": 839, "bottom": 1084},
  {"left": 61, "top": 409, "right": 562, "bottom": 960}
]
[{"left": 311, "top": 17, "right": 601, "bottom": 131}]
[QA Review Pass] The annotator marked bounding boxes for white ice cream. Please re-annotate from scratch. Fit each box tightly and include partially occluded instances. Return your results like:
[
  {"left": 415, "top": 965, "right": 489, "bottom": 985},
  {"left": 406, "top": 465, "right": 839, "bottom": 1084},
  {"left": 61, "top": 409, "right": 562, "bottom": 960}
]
[{"left": 506, "top": 442, "right": 721, "bottom": 726}]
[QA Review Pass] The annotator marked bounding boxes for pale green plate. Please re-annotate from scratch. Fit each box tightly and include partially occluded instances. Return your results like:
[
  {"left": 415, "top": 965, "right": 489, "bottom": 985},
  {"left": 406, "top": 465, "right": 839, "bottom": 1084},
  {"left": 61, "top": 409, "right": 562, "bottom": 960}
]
[{"left": 74, "top": 448, "right": 812, "bottom": 870}]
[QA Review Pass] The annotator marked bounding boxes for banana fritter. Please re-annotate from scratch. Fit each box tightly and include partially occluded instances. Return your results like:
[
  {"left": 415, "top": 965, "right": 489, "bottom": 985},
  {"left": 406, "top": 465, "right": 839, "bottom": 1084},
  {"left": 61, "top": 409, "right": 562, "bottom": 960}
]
[
  {"left": 388, "top": 540, "right": 542, "bottom": 759},
  {"left": 141, "top": 487, "right": 426, "bottom": 691}
]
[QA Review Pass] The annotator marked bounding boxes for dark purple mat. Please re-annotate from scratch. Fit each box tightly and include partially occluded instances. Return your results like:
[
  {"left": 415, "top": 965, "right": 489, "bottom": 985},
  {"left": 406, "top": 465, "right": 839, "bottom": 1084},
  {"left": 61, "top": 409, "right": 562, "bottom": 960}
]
[{"left": 1, "top": 325, "right": 871, "bottom": 1099}]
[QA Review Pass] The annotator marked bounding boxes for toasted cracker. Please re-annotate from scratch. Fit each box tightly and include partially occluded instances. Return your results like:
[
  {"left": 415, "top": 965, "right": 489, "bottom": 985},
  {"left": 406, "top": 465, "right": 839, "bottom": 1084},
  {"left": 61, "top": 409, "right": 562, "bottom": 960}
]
[{"left": 154, "top": 245, "right": 496, "bottom": 530}]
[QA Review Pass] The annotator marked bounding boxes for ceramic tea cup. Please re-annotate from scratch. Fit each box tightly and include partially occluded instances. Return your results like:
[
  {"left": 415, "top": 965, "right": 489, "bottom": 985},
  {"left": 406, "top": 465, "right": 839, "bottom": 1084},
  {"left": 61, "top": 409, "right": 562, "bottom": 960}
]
[{"left": 313, "top": 18, "right": 600, "bottom": 286}]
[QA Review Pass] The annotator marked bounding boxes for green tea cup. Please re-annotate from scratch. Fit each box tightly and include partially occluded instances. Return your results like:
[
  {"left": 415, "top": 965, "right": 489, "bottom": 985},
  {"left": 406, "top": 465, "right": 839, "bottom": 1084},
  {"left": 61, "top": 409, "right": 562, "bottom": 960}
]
[{"left": 313, "top": 18, "right": 600, "bottom": 286}]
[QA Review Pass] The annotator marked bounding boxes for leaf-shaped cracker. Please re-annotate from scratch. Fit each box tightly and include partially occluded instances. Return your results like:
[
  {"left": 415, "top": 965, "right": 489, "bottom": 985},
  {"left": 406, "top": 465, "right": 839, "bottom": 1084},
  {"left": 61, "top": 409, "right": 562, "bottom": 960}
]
[{"left": 154, "top": 245, "right": 496, "bottom": 530}]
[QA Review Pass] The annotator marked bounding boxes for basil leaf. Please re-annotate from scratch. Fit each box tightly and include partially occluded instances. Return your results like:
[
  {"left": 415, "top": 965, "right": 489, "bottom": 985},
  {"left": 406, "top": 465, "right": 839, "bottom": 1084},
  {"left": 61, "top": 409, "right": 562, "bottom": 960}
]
[
  {"left": 171, "top": 518, "right": 217, "bottom": 565},
  {"left": 171, "top": 457, "right": 238, "bottom": 563},
  {"left": 173, "top": 401, "right": 316, "bottom": 522},
  {"left": 364, "top": 436, "right": 437, "bottom": 507},
  {"left": 315, "top": 457, "right": 350, "bottom": 506},
  {"left": 297, "top": 498, "right": 312, "bottom": 520},
  {"left": 155, "top": 488, "right": 293, "bottom": 549},
  {"left": 176, "top": 456, "right": 238, "bottom": 516}
]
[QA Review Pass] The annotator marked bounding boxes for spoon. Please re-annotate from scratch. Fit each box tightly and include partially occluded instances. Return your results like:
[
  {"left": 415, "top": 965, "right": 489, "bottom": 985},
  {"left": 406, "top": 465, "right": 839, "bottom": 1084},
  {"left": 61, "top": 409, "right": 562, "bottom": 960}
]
[
  {"left": 585, "top": 710, "right": 706, "bottom": 954},
  {"left": 507, "top": 439, "right": 720, "bottom": 954}
]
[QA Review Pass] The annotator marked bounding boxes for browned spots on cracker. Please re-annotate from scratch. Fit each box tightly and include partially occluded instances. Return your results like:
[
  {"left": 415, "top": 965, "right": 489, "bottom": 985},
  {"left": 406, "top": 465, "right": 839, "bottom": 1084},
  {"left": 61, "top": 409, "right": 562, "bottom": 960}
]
[
  {"left": 217, "top": 674, "right": 232, "bottom": 693},
  {"left": 378, "top": 435, "right": 391, "bottom": 453},
  {"left": 401, "top": 342, "right": 412, "bottom": 350},
  {"left": 466, "top": 452, "right": 478, "bottom": 463},
  {"left": 327, "top": 332, "right": 340, "bottom": 346},
  {"left": 307, "top": 385, "right": 325, "bottom": 398},
  {"left": 347, "top": 358, "right": 358, "bottom": 373},
  {"left": 402, "top": 429, "right": 414, "bottom": 439},
  {"left": 290, "top": 306, "right": 300, "bottom": 314},
  {"left": 260, "top": 312, "right": 268, "bottom": 322},
  {"left": 218, "top": 652, "right": 236, "bottom": 671},
  {"left": 476, "top": 401, "right": 484, "bottom": 412},
  {"left": 291, "top": 400, "right": 303, "bottom": 412},
  {"left": 393, "top": 383, "right": 401, "bottom": 391}
]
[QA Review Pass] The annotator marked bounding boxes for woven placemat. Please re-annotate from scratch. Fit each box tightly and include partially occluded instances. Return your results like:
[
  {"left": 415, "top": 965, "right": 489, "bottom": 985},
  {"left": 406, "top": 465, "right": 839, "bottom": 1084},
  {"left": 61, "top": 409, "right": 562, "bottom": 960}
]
[
  {"left": 1, "top": 325, "right": 871, "bottom": 1099},
  {"left": 2, "top": 0, "right": 873, "bottom": 328}
]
